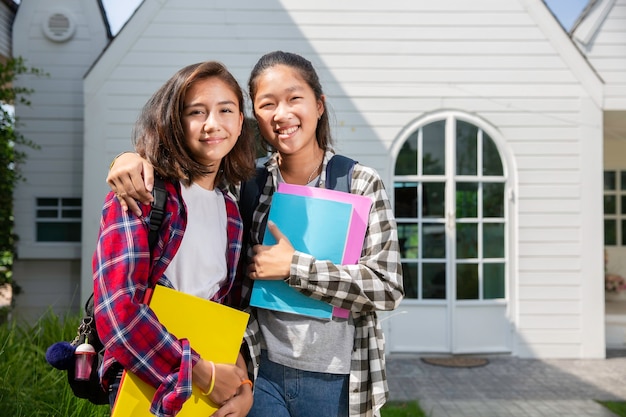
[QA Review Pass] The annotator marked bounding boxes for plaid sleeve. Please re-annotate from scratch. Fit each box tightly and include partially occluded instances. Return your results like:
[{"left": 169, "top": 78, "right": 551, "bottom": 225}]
[
  {"left": 93, "top": 189, "right": 197, "bottom": 413},
  {"left": 287, "top": 163, "right": 404, "bottom": 313}
]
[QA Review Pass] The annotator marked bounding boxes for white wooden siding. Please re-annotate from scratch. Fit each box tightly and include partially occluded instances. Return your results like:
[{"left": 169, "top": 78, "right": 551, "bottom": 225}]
[{"left": 575, "top": 0, "right": 626, "bottom": 109}]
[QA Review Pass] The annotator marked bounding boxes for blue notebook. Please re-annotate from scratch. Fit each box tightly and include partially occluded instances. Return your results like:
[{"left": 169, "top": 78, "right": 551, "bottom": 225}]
[{"left": 249, "top": 192, "right": 353, "bottom": 319}]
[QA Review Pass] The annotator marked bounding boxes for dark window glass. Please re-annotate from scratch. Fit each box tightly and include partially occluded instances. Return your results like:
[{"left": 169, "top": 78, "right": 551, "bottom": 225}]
[
  {"left": 456, "top": 120, "right": 478, "bottom": 176},
  {"left": 394, "top": 182, "right": 418, "bottom": 218},
  {"left": 423, "top": 262, "right": 446, "bottom": 299},
  {"left": 423, "top": 223, "right": 446, "bottom": 258},
  {"left": 423, "top": 182, "right": 445, "bottom": 218},
  {"left": 484, "top": 223, "right": 505, "bottom": 258},
  {"left": 606, "top": 219, "right": 617, "bottom": 246},
  {"left": 395, "top": 132, "right": 418, "bottom": 175},
  {"left": 397, "top": 223, "right": 419, "bottom": 258},
  {"left": 483, "top": 133, "right": 503, "bottom": 176},
  {"left": 605, "top": 171, "right": 616, "bottom": 190},
  {"left": 483, "top": 183, "right": 504, "bottom": 218},
  {"left": 456, "top": 263, "right": 478, "bottom": 299},
  {"left": 605, "top": 195, "right": 617, "bottom": 215},
  {"left": 457, "top": 223, "right": 478, "bottom": 259},
  {"left": 37, "top": 223, "right": 81, "bottom": 242},
  {"left": 456, "top": 182, "right": 478, "bottom": 218},
  {"left": 484, "top": 263, "right": 505, "bottom": 299},
  {"left": 423, "top": 121, "right": 445, "bottom": 175}
]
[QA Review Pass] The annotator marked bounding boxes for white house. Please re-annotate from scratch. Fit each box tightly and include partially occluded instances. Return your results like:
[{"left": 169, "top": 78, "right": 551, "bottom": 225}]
[{"left": 11, "top": 0, "right": 626, "bottom": 359}]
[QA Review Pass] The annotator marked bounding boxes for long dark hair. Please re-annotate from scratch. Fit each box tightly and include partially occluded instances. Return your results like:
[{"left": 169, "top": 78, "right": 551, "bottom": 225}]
[
  {"left": 248, "top": 51, "right": 334, "bottom": 151},
  {"left": 133, "top": 61, "right": 255, "bottom": 186}
]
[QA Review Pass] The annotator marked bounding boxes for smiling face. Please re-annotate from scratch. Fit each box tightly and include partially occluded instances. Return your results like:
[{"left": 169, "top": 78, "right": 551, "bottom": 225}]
[
  {"left": 182, "top": 76, "right": 243, "bottom": 168},
  {"left": 252, "top": 64, "right": 324, "bottom": 157}
]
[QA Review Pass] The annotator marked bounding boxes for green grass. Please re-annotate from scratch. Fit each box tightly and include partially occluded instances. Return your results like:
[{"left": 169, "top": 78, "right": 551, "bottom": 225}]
[
  {"left": 1, "top": 310, "right": 427, "bottom": 417},
  {"left": 381, "top": 401, "right": 427, "bottom": 417},
  {"left": 598, "top": 401, "right": 626, "bottom": 417},
  {"left": 0, "top": 311, "right": 110, "bottom": 417}
]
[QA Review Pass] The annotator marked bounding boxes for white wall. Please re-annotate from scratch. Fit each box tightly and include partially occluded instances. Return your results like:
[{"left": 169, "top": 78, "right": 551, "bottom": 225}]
[{"left": 12, "top": 0, "right": 108, "bottom": 319}]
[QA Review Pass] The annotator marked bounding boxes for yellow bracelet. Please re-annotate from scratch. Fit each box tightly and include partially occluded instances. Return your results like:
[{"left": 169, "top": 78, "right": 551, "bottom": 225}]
[
  {"left": 201, "top": 361, "right": 216, "bottom": 396},
  {"left": 109, "top": 151, "right": 132, "bottom": 170}
]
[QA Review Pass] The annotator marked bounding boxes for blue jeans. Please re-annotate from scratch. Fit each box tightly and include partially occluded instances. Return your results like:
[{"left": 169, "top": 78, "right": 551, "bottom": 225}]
[{"left": 248, "top": 350, "right": 349, "bottom": 417}]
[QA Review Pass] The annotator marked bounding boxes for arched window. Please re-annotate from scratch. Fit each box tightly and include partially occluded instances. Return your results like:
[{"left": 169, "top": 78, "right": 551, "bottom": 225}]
[{"left": 394, "top": 114, "right": 507, "bottom": 302}]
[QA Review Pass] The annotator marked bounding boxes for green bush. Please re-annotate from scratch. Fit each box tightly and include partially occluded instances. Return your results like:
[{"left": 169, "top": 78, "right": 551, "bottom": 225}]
[{"left": 0, "top": 311, "right": 109, "bottom": 417}]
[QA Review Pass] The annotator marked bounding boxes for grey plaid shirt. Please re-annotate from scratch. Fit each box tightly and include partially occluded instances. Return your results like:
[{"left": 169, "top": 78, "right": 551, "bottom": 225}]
[{"left": 240, "top": 150, "right": 404, "bottom": 417}]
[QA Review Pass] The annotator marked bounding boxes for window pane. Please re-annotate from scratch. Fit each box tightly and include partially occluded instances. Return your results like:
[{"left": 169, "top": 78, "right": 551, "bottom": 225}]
[
  {"left": 484, "top": 223, "right": 504, "bottom": 258},
  {"left": 37, "top": 198, "right": 58, "bottom": 206},
  {"left": 394, "top": 182, "right": 417, "bottom": 218},
  {"left": 622, "top": 220, "right": 626, "bottom": 246},
  {"left": 457, "top": 223, "right": 478, "bottom": 259},
  {"left": 37, "top": 223, "right": 81, "bottom": 242},
  {"left": 398, "top": 223, "right": 418, "bottom": 258},
  {"left": 62, "top": 198, "right": 82, "bottom": 206},
  {"left": 395, "top": 132, "right": 418, "bottom": 175},
  {"left": 484, "top": 263, "right": 505, "bottom": 299},
  {"left": 423, "top": 262, "right": 446, "bottom": 299},
  {"left": 401, "top": 262, "right": 418, "bottom": 299},
  {"left": 605, "top": 195, "right": 617, "bottom": 215},
  {"left": 483, "top": 183, "right": 504, "bottom": 218},
  {"left": 37, "top": 209, "right": 58, "bottom": 218},
  {"left": 456, "top": 182, "right": 478, "bottom": 218},
  {"left": 621, "top": 171, "right": 626, "bottom": 190},
  {"left": 62, "top": 209, "right": 82, "bottom": 218},
  {"left": 605, "top": 171, "right": 616, "bottom": 190},
  {"left": 422, "top": 121, "right": 445, "bottom": 175},
  {"left": 423, "top": 223, "right": 446, "bottom": 258},
  {"left": 456, "top": 120, "right": 478, "bottom": 176},
  {"left": 423, "top": 182, "right": 445, "bottom": 217},
  {"left": 606, "top": 219, "right": 617, "bottom": 245},
  {"left": 482, "top": 133, "right": 503, "bottom": 176},
  {"left": 456, "top": 263, "right": 478, "bottom": 299},
  {"left": 621, "top": 196, "right": 626, "bottom": 215}
]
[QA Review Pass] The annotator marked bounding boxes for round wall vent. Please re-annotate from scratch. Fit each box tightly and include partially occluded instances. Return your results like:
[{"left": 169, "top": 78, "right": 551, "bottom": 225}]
[{"left": 42, "top": 10, "right": 76, "bottom": 42}]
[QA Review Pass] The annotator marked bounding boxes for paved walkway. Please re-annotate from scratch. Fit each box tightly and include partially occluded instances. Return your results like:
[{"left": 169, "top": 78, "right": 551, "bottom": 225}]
[{"left": 386, "top": 350, "right": 626, "bottom": 416}]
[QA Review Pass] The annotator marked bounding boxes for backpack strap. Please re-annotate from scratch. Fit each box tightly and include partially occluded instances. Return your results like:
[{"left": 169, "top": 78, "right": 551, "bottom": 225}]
[
  {"left": 86, "top": 176, "right": 169, "bottom": 317},
  {"left": 148, "top": 176, "right": 167, "bottom": 249},
  {"left": 325, "top": 154, "right": 356, "bottom": 193},
  {"left": 239, "top": 166, "right": 269, "bottom": 245}
]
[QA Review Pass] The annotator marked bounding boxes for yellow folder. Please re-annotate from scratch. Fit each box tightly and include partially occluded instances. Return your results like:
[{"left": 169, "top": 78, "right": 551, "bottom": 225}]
[{"left": 111, "top": 285, "right": 249, "bottom": 417}]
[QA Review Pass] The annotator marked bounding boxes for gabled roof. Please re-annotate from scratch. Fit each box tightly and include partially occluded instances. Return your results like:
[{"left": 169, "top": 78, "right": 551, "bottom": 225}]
[{"left": 572, "top": 0, "right": 615, "bottom": 46}]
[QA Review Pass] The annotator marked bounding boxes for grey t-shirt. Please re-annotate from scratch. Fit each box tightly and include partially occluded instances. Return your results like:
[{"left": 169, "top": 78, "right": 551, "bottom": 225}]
[{"left": 259, "top": 309, "right": 355, "bottom": 374}]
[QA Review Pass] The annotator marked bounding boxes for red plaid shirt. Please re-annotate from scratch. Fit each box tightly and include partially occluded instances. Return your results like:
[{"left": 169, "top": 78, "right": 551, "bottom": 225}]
[{"left": 93, "top": 180, "right": 243, "bottom": 416}]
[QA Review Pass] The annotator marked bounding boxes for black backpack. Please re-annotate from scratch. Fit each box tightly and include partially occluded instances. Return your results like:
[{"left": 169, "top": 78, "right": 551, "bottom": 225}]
[{"left": 46, "top": 176, "right": 168, "bottom": 405}]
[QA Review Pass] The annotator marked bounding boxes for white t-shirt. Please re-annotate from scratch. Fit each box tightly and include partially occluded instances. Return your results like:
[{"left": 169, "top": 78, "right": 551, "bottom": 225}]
[{"left": 164, "top": 182, "right": 227, "bottom": 300}]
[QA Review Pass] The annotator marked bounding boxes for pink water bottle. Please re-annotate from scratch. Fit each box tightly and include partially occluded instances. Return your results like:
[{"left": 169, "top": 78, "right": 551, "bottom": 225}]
[{"left": 74, "top": 343, "right": 96, "bottom": 381}]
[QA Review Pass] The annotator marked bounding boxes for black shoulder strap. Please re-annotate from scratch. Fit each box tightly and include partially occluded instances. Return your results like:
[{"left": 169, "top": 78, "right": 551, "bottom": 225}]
[
  {"left": 148, "top": 176, "right": 167, "bottom": 250},
  {"left": 239, "top": 166, "right": 268, "bottom": 241},
  {"left": 325, "top": 154, "right": 357, "bottom": 193}
]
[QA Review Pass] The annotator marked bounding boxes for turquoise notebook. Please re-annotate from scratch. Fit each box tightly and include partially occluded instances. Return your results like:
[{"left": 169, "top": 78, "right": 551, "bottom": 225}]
[{"left": 249, "top": 192, "right": 353, "bottom": 319}]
